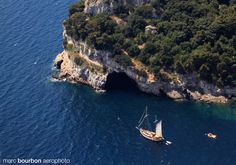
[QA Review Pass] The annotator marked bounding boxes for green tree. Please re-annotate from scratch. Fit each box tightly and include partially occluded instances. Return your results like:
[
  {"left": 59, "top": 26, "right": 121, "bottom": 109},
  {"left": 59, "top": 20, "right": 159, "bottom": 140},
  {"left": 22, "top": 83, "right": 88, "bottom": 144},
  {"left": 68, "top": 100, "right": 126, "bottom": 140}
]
[
  {"left": 95, "top": 33, "right": 113, "bottom": 50},
  {"left": 113, "top": 3, "right": 129, "bottom": 18},
  {"left": 127, "top": 45, "right": 140, "bottom": 57},
  {"left": 134, "top": 5, "right": 154, "bottom": 18},
  {"left": 69, "top": 1, "right": 85, "bottom": 16},
  {"left": 175, "top": 61, "right": 186, "bottom": 74},
  {"left": 142, "top": 41, "right": 157, "bottom": 55},
  {"left": 199, "top": 64, "right": 211, "bottom": 81}
]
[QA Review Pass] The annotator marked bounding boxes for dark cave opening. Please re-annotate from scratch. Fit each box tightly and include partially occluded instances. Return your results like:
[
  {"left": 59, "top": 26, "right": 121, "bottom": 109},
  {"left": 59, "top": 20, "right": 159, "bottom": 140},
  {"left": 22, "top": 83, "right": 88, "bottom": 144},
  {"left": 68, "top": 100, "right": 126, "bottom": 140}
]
[{"left": 104, "top": 72, "right": 140, "bottom": 92}]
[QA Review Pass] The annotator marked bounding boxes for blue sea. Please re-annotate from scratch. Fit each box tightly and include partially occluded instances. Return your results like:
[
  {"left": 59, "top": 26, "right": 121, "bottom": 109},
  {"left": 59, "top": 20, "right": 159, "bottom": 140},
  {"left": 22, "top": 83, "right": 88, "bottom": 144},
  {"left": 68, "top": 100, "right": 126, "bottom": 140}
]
[{"left": 0, "top": 0, "right": 236, "bottom": 165}]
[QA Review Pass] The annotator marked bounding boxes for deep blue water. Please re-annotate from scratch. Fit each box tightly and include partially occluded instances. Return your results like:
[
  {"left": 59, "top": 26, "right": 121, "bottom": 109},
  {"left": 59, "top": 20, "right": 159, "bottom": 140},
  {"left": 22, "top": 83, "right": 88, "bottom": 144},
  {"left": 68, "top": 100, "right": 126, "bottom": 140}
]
[{"left": 0, "top": 1, "right": 236, "bottom": 165}]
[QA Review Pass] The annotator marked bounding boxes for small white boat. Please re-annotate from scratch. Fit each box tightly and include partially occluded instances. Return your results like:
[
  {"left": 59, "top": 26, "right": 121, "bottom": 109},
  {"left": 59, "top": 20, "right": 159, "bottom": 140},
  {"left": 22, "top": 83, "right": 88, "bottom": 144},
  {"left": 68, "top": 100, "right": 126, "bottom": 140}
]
[
  {"left": 165, "top": 141, "right": 172, "bottom": 145},
  {"left": 206, "top": 133, "right": 217, "bottom": 139}
]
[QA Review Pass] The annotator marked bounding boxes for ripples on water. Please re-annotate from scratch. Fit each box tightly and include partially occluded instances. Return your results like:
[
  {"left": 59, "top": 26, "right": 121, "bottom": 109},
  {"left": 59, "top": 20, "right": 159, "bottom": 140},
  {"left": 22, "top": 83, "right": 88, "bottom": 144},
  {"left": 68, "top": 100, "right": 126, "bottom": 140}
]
[{"left": 0, "top": 0, "right": 236, "bottom": 165}]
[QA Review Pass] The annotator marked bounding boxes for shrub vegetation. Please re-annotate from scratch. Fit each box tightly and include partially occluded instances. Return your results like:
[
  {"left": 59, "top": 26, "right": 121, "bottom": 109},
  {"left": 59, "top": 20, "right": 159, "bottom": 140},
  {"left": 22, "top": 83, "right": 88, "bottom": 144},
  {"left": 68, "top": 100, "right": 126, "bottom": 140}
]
[{"left": 65, "top": 0, "right": 236, "bottom": 87}]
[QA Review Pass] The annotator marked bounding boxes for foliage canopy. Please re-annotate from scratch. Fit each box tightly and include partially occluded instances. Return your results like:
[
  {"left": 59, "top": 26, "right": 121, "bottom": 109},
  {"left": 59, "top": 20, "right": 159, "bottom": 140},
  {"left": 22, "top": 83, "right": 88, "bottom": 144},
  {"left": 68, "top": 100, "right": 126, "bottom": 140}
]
[{"left": 65, "top": 0, "right": 236, "bottom": 87}]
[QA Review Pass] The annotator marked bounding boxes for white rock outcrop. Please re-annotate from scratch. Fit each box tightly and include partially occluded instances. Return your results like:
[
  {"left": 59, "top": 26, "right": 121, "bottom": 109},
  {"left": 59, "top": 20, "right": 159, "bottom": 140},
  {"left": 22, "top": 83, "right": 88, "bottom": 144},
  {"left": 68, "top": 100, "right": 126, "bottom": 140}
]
[
  {"left": 84, "top": 0, "right": 151, "bottom": 15},
  {"left": 53, "top": 28, "right": 236, "bottom": 104}
]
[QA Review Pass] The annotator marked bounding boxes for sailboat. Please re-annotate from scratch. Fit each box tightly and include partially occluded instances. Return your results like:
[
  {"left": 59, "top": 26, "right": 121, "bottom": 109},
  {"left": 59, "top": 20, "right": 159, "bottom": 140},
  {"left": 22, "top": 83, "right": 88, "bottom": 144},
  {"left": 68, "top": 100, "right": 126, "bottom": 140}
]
[{"left": 136, "top": 107, "right": 164, "bottom": 142}]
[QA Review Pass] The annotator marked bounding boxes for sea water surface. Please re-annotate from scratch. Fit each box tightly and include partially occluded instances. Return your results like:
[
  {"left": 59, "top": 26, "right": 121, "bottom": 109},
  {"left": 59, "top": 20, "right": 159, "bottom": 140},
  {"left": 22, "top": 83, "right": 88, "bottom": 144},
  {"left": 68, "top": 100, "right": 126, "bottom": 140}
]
[{"left": 0, "top": 1, "right": 236, "bottom": 165}]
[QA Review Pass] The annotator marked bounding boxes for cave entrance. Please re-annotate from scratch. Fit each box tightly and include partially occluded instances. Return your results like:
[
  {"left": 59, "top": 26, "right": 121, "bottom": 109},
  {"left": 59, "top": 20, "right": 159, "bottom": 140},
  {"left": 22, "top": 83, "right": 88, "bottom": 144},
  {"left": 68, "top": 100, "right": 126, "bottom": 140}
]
[{"left": 105, "top": 72, "right": 140, "bottom": 92}]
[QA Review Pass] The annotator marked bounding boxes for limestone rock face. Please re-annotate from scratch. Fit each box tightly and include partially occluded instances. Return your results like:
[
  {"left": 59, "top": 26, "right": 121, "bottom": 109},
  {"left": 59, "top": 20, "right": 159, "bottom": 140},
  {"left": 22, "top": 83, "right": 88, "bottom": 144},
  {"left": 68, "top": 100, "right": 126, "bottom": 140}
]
[
  {"left": 166, "top": 90, "right": 184, "bottom": 101},
  {"left": 54, "top": 31, "right": 160, "bottom": 94},
  {"left": 53, "top": 28, "right": 236, "bottom": 103},
  {"left": 84, "top": 0, "right": 151, "bottom": 15},
  {"left": 84, "top": 0, "right": 113, "bottom": 15},
  {"left": 53, "top": 0, "right": 236, "bottom": 103}
]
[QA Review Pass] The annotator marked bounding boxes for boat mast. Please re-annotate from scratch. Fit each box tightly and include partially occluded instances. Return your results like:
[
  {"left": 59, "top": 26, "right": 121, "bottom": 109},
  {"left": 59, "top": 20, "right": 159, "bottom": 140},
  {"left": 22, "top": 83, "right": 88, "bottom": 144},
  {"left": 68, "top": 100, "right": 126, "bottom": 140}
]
[
  {"left": 153, "top": 115, "right": 158, "bottom": 123},
  {"left": 146, "top": 107, "right": 151, "bottom": 130},
  {"left": 136, "top": 106, "right": 149, "bottom": 129}
]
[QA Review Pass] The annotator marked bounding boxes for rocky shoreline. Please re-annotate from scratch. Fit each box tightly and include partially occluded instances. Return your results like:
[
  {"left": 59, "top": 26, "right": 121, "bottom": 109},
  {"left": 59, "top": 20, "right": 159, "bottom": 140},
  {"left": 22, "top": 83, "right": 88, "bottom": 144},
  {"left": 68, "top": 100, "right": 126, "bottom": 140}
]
[
  {"left": 53, "top": 39, "right": 235, "bottom": 104},
  {"left": 53, "top": 0, "right": 236, "bottom": 104}
]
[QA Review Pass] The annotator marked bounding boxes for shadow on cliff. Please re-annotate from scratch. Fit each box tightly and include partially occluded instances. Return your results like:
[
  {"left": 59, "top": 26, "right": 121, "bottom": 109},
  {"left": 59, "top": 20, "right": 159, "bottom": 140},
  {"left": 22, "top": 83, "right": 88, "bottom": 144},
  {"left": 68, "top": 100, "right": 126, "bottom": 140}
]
[{"left": 104, "top": 72, "right": 141, "bottom": 93}]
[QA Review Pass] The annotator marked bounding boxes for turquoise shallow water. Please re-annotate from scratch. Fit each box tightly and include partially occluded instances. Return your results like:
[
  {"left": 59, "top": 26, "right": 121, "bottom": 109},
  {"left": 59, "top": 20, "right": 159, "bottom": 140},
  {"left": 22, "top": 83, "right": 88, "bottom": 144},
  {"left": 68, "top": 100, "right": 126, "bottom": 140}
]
[{"left": 0, "top": 0, "right": 236, "bottom": 165}]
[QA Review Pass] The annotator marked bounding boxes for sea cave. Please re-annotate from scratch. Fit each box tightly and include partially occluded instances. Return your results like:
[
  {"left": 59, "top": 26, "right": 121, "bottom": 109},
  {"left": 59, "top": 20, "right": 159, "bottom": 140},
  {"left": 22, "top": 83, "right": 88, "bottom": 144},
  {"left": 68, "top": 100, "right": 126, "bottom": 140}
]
[{"left": 104, "top": 72, "right": 140, "bottom": 92}]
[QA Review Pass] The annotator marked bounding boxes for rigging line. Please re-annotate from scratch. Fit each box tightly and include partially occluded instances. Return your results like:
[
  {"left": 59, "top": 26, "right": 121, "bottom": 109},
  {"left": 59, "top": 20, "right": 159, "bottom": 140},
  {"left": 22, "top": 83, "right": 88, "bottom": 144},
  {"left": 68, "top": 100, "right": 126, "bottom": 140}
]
[
  {"left": 137, "top": 115, "right": 146, "bottom": 128},
  {"left": 137, "top": 114, "right": 149, "bottom": 129},
  {"left": 137, "top": 109, "right": 146, "bottom": 124},
  {"left": 145, "top": 106, "right": 148, "bottom": 116},
  {"left": 146, "top": 115, "right": 151, "bottom": 130},
  {"left": 154, "top": 115, "right": 158, "bottom": 123}
]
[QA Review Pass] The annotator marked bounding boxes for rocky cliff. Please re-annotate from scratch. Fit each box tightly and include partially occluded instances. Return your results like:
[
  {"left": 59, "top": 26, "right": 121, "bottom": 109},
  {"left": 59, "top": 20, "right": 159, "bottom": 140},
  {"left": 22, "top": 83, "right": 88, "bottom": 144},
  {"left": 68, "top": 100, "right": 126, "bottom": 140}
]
[
  {"left": 53, "top": 28, "right": 236, "bottom": 104},
  {"left": 53, "top": 0, "right": 236, "bottom": 104},
  {"left": 84, "top": 0, "right": 151, "bottom": 15}
]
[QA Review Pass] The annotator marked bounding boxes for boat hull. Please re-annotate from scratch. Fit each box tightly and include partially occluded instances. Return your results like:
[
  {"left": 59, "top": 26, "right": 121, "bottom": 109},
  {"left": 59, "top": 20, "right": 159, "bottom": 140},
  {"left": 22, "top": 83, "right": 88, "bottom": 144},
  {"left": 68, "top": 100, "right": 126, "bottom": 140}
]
[{"left": 139, "top": 128, "right": 163, "bottom": 142}]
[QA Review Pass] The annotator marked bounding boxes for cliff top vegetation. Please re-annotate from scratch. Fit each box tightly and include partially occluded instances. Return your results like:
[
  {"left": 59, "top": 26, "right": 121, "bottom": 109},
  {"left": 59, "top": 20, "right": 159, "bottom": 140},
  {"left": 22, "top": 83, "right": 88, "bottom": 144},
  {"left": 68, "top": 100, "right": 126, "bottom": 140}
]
[{"left": 64, "top": 0, "right": 236, "bottom": 87}]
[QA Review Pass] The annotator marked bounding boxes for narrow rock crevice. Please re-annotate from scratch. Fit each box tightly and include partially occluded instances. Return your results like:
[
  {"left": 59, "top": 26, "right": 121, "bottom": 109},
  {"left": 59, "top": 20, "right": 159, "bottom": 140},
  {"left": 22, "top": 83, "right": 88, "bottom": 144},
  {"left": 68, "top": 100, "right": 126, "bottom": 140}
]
[{"left": 55, "top": 60, "right": 63, "bottom": 69}]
